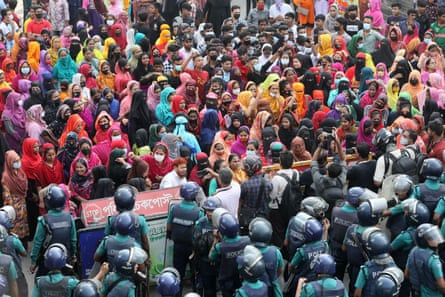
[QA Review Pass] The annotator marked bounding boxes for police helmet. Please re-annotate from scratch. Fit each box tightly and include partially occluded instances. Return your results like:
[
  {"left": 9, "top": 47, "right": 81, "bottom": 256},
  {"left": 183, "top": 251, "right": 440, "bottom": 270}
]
[
  {"left": 420, "top": 158, "right": 443, "bottom": 180},
  {"left": 242, "top": 156, "right": 263, "bottom": 177},
  {"left": 237, "top": 245, "right": 266, "bottom": 282},
  {"left": 0, "top": 211, "right": 12, "bottom": 230},
  {"left": 375, "top": 267, "right": 404, "bottom": 297},
  {"left": 406, "top": 200, "right": 430, "bottom": 227},
  {"left": 114, "top": 185, "right": 136, "bottom": 212},
  {"left": 114, "top": 247, "right": 148, "bottom": 276},
  {"left": 363, "top": 227, "right": 390, "bottom": 259},
  {"left": 346, "top": 187, "right": 366, "bottom": 206},
  {"left": 115, "top": 211, "right": 135, "bottom": 236},
  {"left": 212, "top": 207, "right": 229, "bottom": 228},
  {"left": 44, "top": 243, "right": 68, "bottom": 270},
  {"left": 311, "top": 253, "right": 336, "bottom": 275},
  {"left": 73, "top": 280, "right": 100, "bottom": 297},
  {"left": 157, "top": 267, "right": 181, "bottom": 296},
  {"left": 357, "top": 198, "right": 387, "bottom": 226},
  {"left": 301, "top": 196, "right": 329, "bottom": 219},
  {"left": 393, "top": 174, "right": 414, "bottom": 196},
  {"left": 45, "top": 184, "right": 67, "bottom": 211},
  {"left": 416, "top": 223, "right": 445, "bottom": 248},
  {"left": 218, "top": 213, "right": 239, "bottom": 238},
  {"left": 0, "top": 205, "right": 15, "bottom": 223},
  {"left": 180, "top": 182, "right": 201, "bottom": 201},
  {"left": 202, "top": 197, "right": 221, "bottom": 211},
  {"left": 303, "top": 218, "right": 323, "bottom": 242},
  {"left": 249, "top": 217, "right": 273, "bottom": 247},
  {"left": 373, "top": 128, "right": 394, "bottom": 148}
]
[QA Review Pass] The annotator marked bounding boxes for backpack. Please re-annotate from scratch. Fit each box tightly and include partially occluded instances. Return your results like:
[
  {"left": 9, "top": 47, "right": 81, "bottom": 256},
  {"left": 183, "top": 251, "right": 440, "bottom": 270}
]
[
  {"left": 277, "top": 171, "right": 303, "bottom": 222},
  {"left": 385, "top": 146, "right": 422, "bottom": 183}
]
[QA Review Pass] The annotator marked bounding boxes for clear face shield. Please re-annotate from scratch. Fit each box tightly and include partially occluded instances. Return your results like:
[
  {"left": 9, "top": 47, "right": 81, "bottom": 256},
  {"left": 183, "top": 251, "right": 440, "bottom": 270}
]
[
  {"left": 128, "top": 247, "right": 148, "bottom": 265},
  {"left": 212, "top": 207, "right": 229, "bottom": 228},
  {"left": 424, "top": 225, "right": 445, "bottom": 248}
]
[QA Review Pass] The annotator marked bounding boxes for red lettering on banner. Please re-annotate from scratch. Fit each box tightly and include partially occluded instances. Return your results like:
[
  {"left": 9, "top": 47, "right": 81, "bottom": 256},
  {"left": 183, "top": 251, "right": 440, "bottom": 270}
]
[{"left": 80, "top": 187, "right": 181, "bottom": 226}]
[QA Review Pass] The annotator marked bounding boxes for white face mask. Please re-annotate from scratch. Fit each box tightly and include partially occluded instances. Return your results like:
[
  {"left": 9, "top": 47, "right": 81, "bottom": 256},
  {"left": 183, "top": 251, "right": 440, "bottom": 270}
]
[
  {"left": 111, "top": 135, "right": 122, "bottom": 141},
  {"left": 106, "top": 20, "right": 114, "bottom": 26},
  {"left": 95, "top": 42, "right": 102, "bottom": 48},
  {"left": 400, "top": 136, "right": 409, "bottom": 145},
  {"left": 17, "top": 99, "right": 23, "bottom": 106},
  {"left": 246, "top": 150, "right": 256, "bottom": 157},
  {"left": 281, "top": 58, "right": 289, "bottom": 65},
  {"left": 232, "top": 88, "right": 240, "bottom": 95},
  {"left": 41, "top": 111, "right": 45, "bottom": 118},
  {"left": 154, "top": 154, "right": 165, "bottom": 162},
  {"left": 270, "top": 92, "right": 278, "bottom": 98}
]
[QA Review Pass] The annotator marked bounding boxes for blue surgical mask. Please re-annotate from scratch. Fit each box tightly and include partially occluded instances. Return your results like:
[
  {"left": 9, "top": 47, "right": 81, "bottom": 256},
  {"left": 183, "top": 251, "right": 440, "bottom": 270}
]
[
  {"left": 363, "top": 23, "right": 371, "bottom": 31},
  {"left": 424, "top": 38, "right": 431, "bottom": 44},
  {"left": 335, "top": 79, "right": 340, "bottom": 86},
  {"left": 21, "top": 67, "right": 30, "bottom": 75},
  {"left": 254, "top": 63, "right": 262, "bottom": 72},
  {"left": 160, "top": 132, "right": 167, "bottom": 138},
  {"left": 122, "top": 149, "right": 127, "bottom": 155},
  {"left": 175, "top": 65, "right": 182, "bottom": 72},
  {"left": 12, "top": 161, "right": 21, "bottom": 169},
  {"left": 273, "top": 36, "right": 279, "bottom": 44},
  {"left": 357, "top": 43, "right": 363, "bottom": 49},
  {"left": 246, "top": 150, "right": 256, "bottom": 157}
]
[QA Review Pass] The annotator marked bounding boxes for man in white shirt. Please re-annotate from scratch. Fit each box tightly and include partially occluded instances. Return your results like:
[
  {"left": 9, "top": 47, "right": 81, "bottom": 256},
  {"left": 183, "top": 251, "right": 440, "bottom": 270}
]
[
  {"left": 160, "top": 157, "right": 188, "bottom": 189},
  {"left": 213, "top": 168, "right": 241, "bottom": 219},
  {"left": 269, "top": 0, "right": 293, "bottom": 23}
]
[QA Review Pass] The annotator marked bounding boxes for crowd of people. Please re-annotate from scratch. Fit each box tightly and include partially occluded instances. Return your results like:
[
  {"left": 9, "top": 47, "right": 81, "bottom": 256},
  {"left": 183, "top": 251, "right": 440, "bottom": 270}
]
[{"left": 0, "top": 0, "right": 445, "bottom": 295}]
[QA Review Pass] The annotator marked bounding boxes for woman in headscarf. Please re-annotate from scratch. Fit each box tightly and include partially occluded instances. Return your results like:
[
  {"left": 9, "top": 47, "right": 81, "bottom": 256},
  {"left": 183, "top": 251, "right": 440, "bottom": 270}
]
[
  {"left": 128, "top": 90, "right": 152, "bottom": 146},
  {"left": 107, "top": 148, "right": 131, "bottom": 188},
  {"left": 12, "top": 60, "right": 38, "bottom": 92},
  {"left": 90, "top": 165, "right": 115, "bottom": 200},
  {"left": 52, "top": 48, "right": 78, "bottom": 85},
  {"left": 102, "top": 37, "right": 116, "bottom": 60},
  {"left": 261, "top": 78, "right": 284, "bottom": 121},
  {"left": 155, "top": 87, "right": 175, "bottom": 127},
  {"left": 71, "top": 137, "right": 102, "bottom": 176},
  {"left": 87, "top": 2, "right": 105, "bottom": 36},
  {"left": 78, "top": 63, "right": 99, "bottom": 89},
  {"left": 200, "top": 109, "right": 219, "bottom": 155},
  {"left": 176, "top": 72, "right": 193, "bottom": 98},
  {"left": 358, "top": 67, "right": 375, "bottom": 94},
  {"left": 374, "top": 62, "right": 390, "bottom": 84},
  {"left": 2, "top": 92, "right": 26, "bottom": 153},
  {"left": 93, "top": 111, "right": 113, "bottom": 144},
  {"left": 386, "top": 78, "right": 400, "bottom": 111},
  {"left": 58, "top": 132, "right": 79, "bottom": 183},
  {"left": 209, "top": 136, "right": 230, "bottom": 168},
  {"left": 260, "top": 126, "right": 277, "bottom": 160},
  {"left": 38, "top": 51, "right": 53, "bottom": 86},
  {"left": 147, "top": 124, "right": 164, "bottom": 152},
  {"left": 47, "top": 36, "right": 61, "bottom": 66},
  {"left": 420, "top": 57, "right": 443, "bottom": 85},
  {"left": 171, "top": 95, "right": 187, "bottom": 115},
  {"left": 292, "top": 82, "right": 310, "bottom": 120},
  {"left": 41, "top": 104, "right": 71, "bottom": 147},
  {"left": 114, "top": 58, "right": 132, "bottom": 94},
  {"left": 2, "top": 57, "right": 16, "bottom": 86},
  {"left": 36, "top": 143, "right": 64, "bottom": 192},
  {"left": 69, "top": 158, "right": 93, "bottom": 204},
  {"left": 147, "top": 81, "right": 161, "bottom": 118},
  {"left": 364, "top": 0, "right": 386, "bottom": 35},
  {"left": 126, "top": 155, "right": 149, "bottom": 184},
  {"left": 291, "top": 136, "right": 312, "bottom": 161},
  {"left": 132, "top": 52, "right": 153, "bottom": 91},
  {"left": 107, "top": 44, "right": 121, "bottom": 74},
  {"left": 96, "top": 60, "right": 116, "bottom": 92},
  {"left": 360, "top": 80, "right": 384, "bottom": 109},
  {"left": 28, "top": 39, "right": 40, "bottom": 73},
  {"left": 326, "top": 93, "right": 349, "bottom": 122},
  {"left": 250, "top": 111, "right": 273, "bottom": 145},
  {"left": 173, "top": 115, "right": 201, "bottom": 159},
  {"left": 400, "top": 70, "right": 424, "bottom": 109},
  {"left": 390, "top": 59, "right": 411, "bottom": 88},
  {"left": 155, "top": 30, "right": 172, "bottom": 54},
  {"left": 141, "top": 142, "right": 173, "bottom": 190},
  {"left": 278, "top": 114, "right": 298, "bottom": 150},
  {"left": 58, "top": 114, "right": 89, "bottom": 148},
  {"left": 109, "top": 23, "right": 127, "bottom": 52},
  {"left": 231, "top": 126, "right": 249, "bottom": 156},
  {"left": 25, "top": 104, "right": 46, "bottom": 145},
  {"left": 119, "top": 80, "right": 139, "bottom": 119},
  {"left": 2, "top": 150, "right": 29, "bottom": 245},
  {"left": 357, "top": 117, "right": 376, "bottom": 151},
  {"left": 318, "top": 34, "right": 334, "bottom": 56}
]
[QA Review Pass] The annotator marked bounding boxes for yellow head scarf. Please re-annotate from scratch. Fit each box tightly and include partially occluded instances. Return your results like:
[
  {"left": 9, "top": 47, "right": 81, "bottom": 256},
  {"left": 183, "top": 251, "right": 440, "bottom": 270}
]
[
  {"left": 103, "top": 37, "right": 116, "bottom": 60},
  {"left": 156, "top": 30, "right": 172, "bottom": 46},
  {"left": 318, "top": 34, "right": 334, "bottom": 56}
]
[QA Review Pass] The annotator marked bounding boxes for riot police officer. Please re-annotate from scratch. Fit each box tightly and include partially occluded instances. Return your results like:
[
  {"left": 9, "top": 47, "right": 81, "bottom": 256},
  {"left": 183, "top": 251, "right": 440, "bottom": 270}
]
[
  {"left": 406, "top": 223, "right": 445, "bottom": 297},
  {"left": 0, "top": 210, "right": 27, "bottom": 297},
  {"left": 288, "top": 218, "right": 329, "bottom": 297},
  {"left": 296, "top": 253, "right": 348, "bottom": 297},
  {"left": 382, "top": 174, "right": 415, "bottom": 240},
  {"left": 342, "top": 198, "right": 387, "bottom": 296},
  {"left": 355, "top": 227, "right": 396, "bottom": 297},
  {"left": 157, "top": 267, "right": 181, "bottom": 297},
  {"left": 30, "top": 185, "right": 77, "bottom": 277},
  {"left": 390, "top": 199, "right": 430, "bottom": 296},
  {"left": 209, "top": 210, "right": 249, "bottom": 297},
  {"left": 235, "top": 245, "right": 268, "bottom": 297},
  {"left": 167, "top": 182, "right": 204, "bottom": 294},
  {"left": 105, "top": 185, "right": 150, "bottom": 255},
  {"left": 375, "top": 267, "right": 404, "bottom": 297},
  {"left": 193, "top": 197, "right": 220, "bottom": 297},
  {"left": 415, "top": 158, "right": 445, "bottom": 219},
  {"left": 102, "top": 247, "right": 148, "bottom": 297},
  {"left": 249, "top": 217, "right": 284, "bottom": 297},
  {"left": 73, "top": 280, "right": 101, "bottom": 297},
  {"left": 32, "top": 243, "right": 79, "bottom": 297},
  {"left": 94, "top": 211, "right": 141, "bottom": 271},
  {"left": 330, "top": 187, "right": 363, "bottom": 280}
]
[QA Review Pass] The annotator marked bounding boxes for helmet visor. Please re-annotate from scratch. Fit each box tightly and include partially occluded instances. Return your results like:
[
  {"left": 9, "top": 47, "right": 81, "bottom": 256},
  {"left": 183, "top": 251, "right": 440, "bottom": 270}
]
[
  {"left": 129, "top": 247, "right": 148, "bottom": 264},
  {"left": 425, "top": 225, "right": 445, "bottom": 247}
]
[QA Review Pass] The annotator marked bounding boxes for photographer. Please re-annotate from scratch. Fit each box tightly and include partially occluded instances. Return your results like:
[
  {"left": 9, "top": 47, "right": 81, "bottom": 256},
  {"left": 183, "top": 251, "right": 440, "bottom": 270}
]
[{"left": 310, "top": 128, "right": 347, "bottom": 216}]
